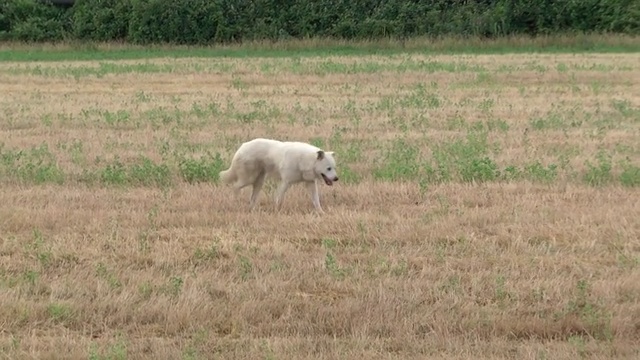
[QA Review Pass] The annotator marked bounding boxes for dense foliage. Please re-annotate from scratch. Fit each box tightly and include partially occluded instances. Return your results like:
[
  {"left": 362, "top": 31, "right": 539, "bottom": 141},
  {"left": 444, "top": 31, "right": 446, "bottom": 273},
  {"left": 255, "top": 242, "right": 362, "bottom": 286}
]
[{"left": 1, "top": 0, "right": 638, "bottom": 43}]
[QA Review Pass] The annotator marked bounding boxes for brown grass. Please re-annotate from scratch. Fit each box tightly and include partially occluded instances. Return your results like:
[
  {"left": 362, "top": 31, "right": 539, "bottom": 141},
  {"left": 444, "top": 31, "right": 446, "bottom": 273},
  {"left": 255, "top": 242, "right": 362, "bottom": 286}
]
[{"left": 1, "top": 52, "right": 640, "bottom": 359}]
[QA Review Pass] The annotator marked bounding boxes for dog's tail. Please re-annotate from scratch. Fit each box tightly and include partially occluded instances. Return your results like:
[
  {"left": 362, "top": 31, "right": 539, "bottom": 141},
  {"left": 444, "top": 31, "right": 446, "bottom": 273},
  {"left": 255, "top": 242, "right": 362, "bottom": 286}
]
[{"left": 219, "top": 167, "right": 235, "bottom": 185}]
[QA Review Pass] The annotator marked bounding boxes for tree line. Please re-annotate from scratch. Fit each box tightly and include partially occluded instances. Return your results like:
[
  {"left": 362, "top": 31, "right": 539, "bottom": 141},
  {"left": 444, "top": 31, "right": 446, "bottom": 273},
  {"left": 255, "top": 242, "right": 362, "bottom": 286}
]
[{"left": 1, "top": 0, "right": 638, "bottom": 44}]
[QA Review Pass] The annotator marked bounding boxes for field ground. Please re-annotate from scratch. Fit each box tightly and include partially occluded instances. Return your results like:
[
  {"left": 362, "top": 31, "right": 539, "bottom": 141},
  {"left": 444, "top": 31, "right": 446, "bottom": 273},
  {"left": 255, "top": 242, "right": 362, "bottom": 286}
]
[{"left": 1, "top": 39, "right": 640, "bottom": 359}]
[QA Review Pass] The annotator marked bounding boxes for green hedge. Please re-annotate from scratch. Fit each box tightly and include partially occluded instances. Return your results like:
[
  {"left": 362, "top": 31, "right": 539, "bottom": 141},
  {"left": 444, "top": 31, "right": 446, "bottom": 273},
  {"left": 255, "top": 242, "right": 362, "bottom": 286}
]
[
  {"left": 1, "top": 0, "right": 638, "bottom": 44},
  {"left": 71, "top": 0, "right": 131, "bottom": 41},
  {"left": 0, "top": 0, "right": 70, "bottom": 41}
]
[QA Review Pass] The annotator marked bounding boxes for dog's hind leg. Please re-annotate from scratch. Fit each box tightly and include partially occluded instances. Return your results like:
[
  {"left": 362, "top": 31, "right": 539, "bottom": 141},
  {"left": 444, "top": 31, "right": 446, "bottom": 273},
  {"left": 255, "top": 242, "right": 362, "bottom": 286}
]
[
  {"left": 249, "top": 171, "right": 266, "bottom": 210},
  {"left": 230, "top": 166, "right": 254, "bottom": 194},
  {"left": 274, "top": 181, "right": 291, "bottom": 211}
]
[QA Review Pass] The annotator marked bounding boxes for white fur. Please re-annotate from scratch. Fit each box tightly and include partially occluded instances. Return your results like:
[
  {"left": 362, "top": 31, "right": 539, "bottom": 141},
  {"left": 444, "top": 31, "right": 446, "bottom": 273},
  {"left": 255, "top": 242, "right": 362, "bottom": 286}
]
[{"left": 219, "top": 138, "right": 339, "bottom": 213}]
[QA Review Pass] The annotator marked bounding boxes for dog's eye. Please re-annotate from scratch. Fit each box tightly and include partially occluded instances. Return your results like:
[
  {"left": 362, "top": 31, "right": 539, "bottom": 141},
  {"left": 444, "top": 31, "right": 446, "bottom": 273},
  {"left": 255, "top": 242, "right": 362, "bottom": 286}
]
[{"left": 327, "top": 167, "right": 332, "bottom": 171}]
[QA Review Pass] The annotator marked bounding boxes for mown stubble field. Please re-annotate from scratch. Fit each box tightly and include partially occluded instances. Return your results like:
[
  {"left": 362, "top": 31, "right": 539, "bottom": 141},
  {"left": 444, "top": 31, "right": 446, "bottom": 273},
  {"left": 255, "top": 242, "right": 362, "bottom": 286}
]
[{"left": 1, "top": 50, "right": 640, "bottom": 359}]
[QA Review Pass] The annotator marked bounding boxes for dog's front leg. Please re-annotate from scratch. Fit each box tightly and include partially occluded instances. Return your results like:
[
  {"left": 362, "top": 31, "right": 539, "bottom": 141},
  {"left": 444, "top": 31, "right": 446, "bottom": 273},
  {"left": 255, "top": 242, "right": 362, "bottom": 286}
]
[
  {"left": 274, "top": 181, "right": 291, "bottom": 211},
  {"left": 306, "top": 181, "right": 324, "bottom": 214}
]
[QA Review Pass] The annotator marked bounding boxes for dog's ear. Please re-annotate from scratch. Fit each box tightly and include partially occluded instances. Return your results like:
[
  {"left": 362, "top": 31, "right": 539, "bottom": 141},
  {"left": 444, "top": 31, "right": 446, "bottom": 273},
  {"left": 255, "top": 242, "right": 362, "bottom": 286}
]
[
  {"left": 316, "top": 150, "right": 325, "bottom": 160},
  {"left": 326, "top": 151, "right": 334, "bottom": 158}
]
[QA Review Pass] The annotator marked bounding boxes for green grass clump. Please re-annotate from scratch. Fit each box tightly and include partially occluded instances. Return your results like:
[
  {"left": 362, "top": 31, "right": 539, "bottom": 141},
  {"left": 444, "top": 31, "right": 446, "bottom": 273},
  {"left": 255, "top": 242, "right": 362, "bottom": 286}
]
[
  {"left": 619, "top": 160, "right": 640, "bottom": 187},
  {"left": 0, "top": 143, "right": 65, "bottom": 184},
  {"left": 178, "top": 152, "right": 226, "bottom": 184},
  {"left": 583, "top": 150, "right": 613, "bottom": 186},
  {"left": 98, "top": 156, "right": 171, "bottom": 187},
  {"left": 373, "top": 138, "right": 421, "bottom": 181},
  {"left": 428, "top": 131, "right": 495, "bottom": 183}
]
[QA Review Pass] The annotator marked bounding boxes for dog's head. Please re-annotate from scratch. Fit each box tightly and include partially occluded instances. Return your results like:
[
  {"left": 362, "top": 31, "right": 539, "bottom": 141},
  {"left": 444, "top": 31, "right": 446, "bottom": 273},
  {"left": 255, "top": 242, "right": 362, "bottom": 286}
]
[{"left": 315, "top": 150, "right": 338, "bottom": 186}]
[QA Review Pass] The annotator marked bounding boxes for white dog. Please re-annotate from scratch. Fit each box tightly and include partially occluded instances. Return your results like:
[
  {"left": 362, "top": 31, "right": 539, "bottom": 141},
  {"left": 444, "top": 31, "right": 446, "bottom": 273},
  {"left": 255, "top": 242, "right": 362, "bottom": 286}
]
[{"left": 219, "top": 138, "right": 339, "bottom": 213}]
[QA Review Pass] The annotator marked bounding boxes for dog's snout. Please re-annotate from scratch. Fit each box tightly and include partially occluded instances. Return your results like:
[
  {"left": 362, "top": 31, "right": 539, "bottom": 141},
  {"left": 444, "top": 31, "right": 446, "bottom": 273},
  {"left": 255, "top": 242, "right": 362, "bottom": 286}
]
[{"left": 333, "top": 177, "right": 339, "bottom": 182}]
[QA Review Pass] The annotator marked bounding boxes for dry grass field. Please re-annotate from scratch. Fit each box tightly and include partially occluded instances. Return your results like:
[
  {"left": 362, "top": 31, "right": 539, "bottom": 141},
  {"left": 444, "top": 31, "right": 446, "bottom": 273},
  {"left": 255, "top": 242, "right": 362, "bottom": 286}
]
[{"left": 1, "top": 47, "right": 640, "bottom": 359}]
